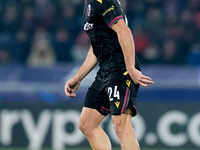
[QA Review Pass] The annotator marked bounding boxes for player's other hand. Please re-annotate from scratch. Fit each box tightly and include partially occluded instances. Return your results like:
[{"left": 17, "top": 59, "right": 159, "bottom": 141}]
[
  {"left": 64, "top": 78, "right": 80, "bottom": 98},
  {"left": 129, "top": 68, "right": 154, "bottom": 87}
]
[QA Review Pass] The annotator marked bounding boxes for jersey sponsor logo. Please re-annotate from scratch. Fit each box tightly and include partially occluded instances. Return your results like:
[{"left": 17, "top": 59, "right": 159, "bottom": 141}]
[
  {"left": 125, "top": 80, "right": 131, "bottom": 88},
  {"left": 87, "top": 4, "right": 91, "bottom": 16},
  {"left": 114, "top": 101, "right": 120, "bottom": 108},
  {"left": 96, "top": 0, "right": 102, "bottom": 4},
  {"left": 102, "top": 5, "right": 114, "bottom": 16},
  {"left": 84, "top": 22, "right": 94, "bottom": 30}
]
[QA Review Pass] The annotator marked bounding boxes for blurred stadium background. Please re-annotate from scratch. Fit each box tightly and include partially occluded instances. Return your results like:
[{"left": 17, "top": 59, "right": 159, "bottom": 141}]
[{"left": 0, "top": 0, "right": 200, "bottom": 150}]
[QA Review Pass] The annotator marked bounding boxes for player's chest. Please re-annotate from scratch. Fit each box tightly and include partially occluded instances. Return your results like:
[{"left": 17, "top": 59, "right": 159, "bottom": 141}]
[{"left": 83, "top": 4, "right": 106, "bottom": 30}]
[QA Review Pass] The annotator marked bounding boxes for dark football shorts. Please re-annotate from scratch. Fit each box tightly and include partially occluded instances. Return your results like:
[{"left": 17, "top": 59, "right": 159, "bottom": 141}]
[{"left": 84, "top": 71, "right": 140, "bottom": 117}]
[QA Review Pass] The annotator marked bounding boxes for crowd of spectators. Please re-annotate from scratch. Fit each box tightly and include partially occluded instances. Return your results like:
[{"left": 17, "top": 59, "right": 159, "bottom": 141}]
[{"left": 0, "top": 0, "right": 200, "bottom": 66}]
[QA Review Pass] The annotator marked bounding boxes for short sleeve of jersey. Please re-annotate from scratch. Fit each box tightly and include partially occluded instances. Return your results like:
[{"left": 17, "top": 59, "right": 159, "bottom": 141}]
[{"left": 92, "top": 0, "right": 124, "bottom": 28}]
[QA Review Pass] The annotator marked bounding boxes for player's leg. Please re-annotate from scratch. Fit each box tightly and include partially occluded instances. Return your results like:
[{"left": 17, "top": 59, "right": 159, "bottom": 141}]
[
  {"left": 79, "top": 107, "right": 112, "bottom": 150},
  {"left": 105, "top": 72, "right": 140, "bottom": 150},
  {"left": 112, "top": 108, "right": 140, "bottom": 150}
]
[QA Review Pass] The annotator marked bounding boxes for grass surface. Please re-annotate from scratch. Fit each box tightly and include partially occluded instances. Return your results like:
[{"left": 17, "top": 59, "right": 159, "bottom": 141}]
[{"left": 0, "top": 148, "right": 190, "bottom": 150}]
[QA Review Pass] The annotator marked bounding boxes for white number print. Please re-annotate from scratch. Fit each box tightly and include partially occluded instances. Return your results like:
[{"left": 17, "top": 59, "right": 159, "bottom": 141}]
[{"left": 108, "top": 86, "right": 120, "bottom": 101}]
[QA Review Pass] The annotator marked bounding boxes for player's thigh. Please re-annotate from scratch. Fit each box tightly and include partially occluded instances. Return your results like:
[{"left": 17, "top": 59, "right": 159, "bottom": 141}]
[
  {"left": 111, "top": 108, "right": 132, "bottom": 127},
  {"left": 79, "top": 107, "right": 105, "bottom": 129},
  {"left": 105, "top": 76, "right": 139, "bottom": 117},
  {"left": 84, "top": 87, "right": 110, "bottom": 116},
  {"left": 105, "top": 80, "right": 131, "bottom": 115}
]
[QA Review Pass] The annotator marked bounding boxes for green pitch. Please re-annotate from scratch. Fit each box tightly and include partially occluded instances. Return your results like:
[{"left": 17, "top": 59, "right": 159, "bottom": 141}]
[{"left": 0, "top": 148, "right": 192, "bottom": 150}]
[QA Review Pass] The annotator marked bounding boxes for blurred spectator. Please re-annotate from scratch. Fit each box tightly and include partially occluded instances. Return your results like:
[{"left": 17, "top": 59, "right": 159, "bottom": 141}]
[
  {"left": 188, "top": 0, "right": 200, "bottom": 11},
  {"left": 52, "top": 28, "right": 73, "bottom": 62},
  {"left": 27, "top": 38, "right": 56, "bottom": 67},
  {"left": 162, "top": 39, "right": 181, "bottom": 64},
  {"left": 194, "top": 11, "right": 200, "bottom": 29},
  {"left": 133, "top": 27, "right": 150, "bottom": 62},
  {"left": 0, "top": 0, "right": 199, "bottom": 65},
  {"left": 34, "top": 0, "right": 55, "bottom": 30},
  {"left": 180, "top": 9, "right": 193, "bottom": 27},
  {"left": 14, "top": 29, "right": 31, "bottom": 63},
  {"left": 163, "top": 0, "right": 180, "bottom": 20},
  {"left": 20, "top": 6, "right": 36, "bottom": 33},
  {"left": 55, "top": 4, "right": 79, "bottom": 35},
  {"left": 27, "top": 27, "right": 56, "bottom": 67},
  {"left": 70, "top": 31, "right": 90, "bottom": 64},
  {"left": 0, "top": 4, "right": 19, "bottom": 33},
  {"left": 134, "top": 28, "right": 149, "bottom": 53},
  {"left": 144, "top": 7, "right": 164, "bottom": 42},
  {"left": 0, "top": 47, "right": 11, "bottom": 64},
  {"left": 143, "top": 43, "right": 161, "bottom": 63}
]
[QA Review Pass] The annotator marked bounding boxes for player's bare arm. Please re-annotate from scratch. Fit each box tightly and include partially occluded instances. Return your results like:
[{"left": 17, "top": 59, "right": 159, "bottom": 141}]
[
  {"left": 65, "top": 46, "right": 98, "bottom": 98},
  {"left": 112, "top": 19, "right": 154, "bottom": 87}
]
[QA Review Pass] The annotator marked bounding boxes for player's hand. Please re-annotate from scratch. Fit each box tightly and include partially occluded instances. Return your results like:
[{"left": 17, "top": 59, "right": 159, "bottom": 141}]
[
  {"left": 129, "top": 68, "right": 154, "bottom": 87},
  {"left": 64, "top": 78, "right": 80, "bottom": 98}
]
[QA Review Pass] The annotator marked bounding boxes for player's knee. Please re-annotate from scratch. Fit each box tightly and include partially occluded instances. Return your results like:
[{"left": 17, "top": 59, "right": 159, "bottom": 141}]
[
  {"left": 78, "top": 121, "right": 86, "bottom": 134},
  {"left": 78, "top": 120, "right": 92, "bottom": 135},
  {"left": 113, "top": 121, "right": 124, "bottom": 137},
  {"left": 112, "top": 119, "right": 130, "bottom": 138}
]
